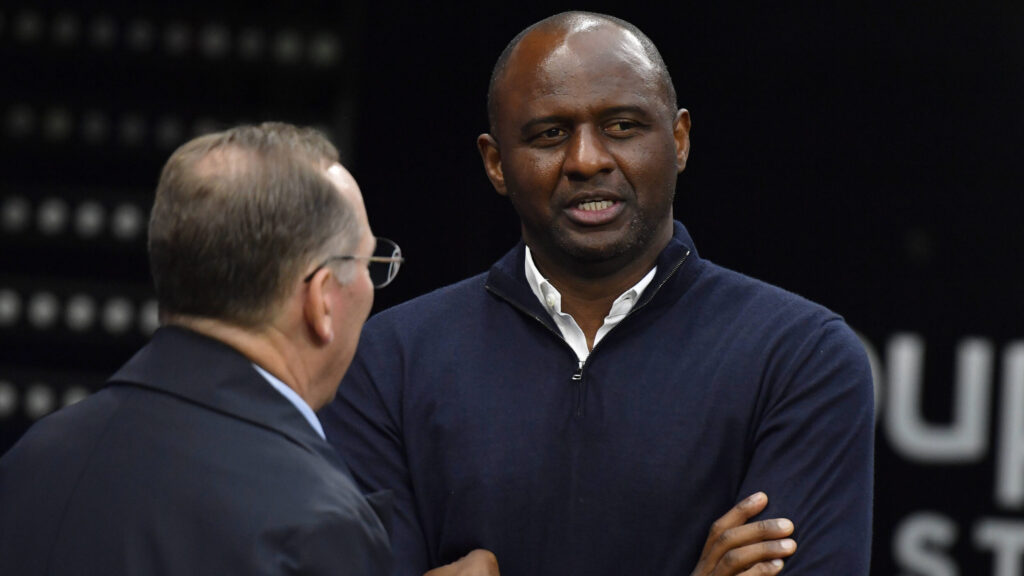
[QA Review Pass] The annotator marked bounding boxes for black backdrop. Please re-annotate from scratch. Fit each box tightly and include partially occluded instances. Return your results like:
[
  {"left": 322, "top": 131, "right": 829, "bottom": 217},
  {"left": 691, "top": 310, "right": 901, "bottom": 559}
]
[{"left": 1, "top": 2, "right": 1022, "bottom": 574}]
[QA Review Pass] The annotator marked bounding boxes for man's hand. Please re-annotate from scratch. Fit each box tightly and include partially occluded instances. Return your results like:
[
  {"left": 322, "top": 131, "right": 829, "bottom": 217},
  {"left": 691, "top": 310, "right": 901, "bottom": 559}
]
[
  {"left": 423, "top": 549, "right": 500, "bottom": 576},
  {"left": 690, "top": 492, "right": 797, "bottom": 576}
]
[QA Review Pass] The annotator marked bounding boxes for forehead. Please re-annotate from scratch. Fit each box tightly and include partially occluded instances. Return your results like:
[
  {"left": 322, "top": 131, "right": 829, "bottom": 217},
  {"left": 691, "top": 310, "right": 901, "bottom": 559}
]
[{"left": 495, "top": 22, "right": 670, "bottom": 123}]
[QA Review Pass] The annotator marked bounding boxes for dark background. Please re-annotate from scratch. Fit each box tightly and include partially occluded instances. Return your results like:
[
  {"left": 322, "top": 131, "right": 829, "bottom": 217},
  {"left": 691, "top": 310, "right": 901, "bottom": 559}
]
[{"left": 1, "top": 2, "right": 1021, "bottom": 574}]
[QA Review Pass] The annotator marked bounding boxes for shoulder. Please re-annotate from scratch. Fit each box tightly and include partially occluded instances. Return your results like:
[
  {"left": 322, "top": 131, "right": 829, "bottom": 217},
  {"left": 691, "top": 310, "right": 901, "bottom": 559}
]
[
  {"left": 666, "top": 222, "right": 841, "bottom": 330},
  {"left": 685, "top": 258, "right": 840, "bottom": 330},
  {"left": 363, "top": 271, "right": 491, "bottom": 335},
  {"left": 681, "top": 258, "right": 869, "bottom": 377},
  {"left": 343, "top": 270, "right": 511, "bottom": 398},
  {"left": 1, "top": 386, "right": 127, "bottom": 470}
]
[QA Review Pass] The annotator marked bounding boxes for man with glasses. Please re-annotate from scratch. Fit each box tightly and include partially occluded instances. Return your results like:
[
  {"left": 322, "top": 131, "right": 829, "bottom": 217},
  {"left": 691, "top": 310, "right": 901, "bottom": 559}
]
[
  {"left": 0, "top": 122, "right": 400, "bottom": 575},
  {"left": 322, "top": 11, "right": 873, "bottom": 576}
]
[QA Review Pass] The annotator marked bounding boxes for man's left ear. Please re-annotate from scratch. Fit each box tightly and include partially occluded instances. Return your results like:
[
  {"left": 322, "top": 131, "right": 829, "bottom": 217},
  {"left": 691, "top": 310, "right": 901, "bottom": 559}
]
[
  {"left": 303, "top": 268, "right": 335, "bottom": 345},
  {"left": 673, "top": 109, "right": 691, "bottom": 173}
]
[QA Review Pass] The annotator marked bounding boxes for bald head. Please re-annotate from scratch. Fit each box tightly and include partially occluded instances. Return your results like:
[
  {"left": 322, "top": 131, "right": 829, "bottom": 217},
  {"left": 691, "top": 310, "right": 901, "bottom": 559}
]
[{"left": 487, "top": 11, "right": 677, "bottom": 133}]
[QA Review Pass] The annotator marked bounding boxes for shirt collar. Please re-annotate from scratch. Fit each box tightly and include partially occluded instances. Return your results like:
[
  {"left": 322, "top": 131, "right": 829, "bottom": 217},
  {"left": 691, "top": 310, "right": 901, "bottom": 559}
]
[
  {"left": 252, "top": 363, "right": 325, "bottom": 440},
  {"left": 524, "top": 246, "right": 657, "bottom": 319}
]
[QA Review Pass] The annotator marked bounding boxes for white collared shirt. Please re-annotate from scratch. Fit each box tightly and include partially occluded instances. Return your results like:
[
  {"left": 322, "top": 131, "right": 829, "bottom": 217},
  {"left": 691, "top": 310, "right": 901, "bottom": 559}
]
[
  {"left": 525, "top": 246, "right": 656, "bottom": 365},
  {"left": 252, "top": 363, "right": 326, "bottom": 440}
]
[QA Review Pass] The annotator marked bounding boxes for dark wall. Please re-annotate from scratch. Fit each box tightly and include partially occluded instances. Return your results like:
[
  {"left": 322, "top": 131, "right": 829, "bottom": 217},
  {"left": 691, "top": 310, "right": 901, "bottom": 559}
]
[
  {"left": 2, "top": 2, "right": 1022, "bottom": 574},
  {"left": 361, "top": 1, "right": 1024, "bottom": 320}
]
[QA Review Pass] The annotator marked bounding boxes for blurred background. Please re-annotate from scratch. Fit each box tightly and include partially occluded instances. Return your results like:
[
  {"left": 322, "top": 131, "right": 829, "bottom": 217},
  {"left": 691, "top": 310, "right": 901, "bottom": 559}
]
[{"left": 1, "top": 1, "right": 1021, "bottom": 574}]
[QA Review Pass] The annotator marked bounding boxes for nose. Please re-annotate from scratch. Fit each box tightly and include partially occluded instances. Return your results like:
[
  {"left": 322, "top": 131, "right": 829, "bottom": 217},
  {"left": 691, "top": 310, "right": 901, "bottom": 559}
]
[{"left": 563, "top": 125, "right": 615, "bottom": 180}]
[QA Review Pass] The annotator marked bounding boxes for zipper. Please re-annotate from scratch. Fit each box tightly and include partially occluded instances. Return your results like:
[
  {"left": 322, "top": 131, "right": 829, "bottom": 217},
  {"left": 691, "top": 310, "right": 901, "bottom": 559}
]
[
  {"left": 571, "top": 366, "right": 584, "bottom": 417},
  {"left": 572, "top": 248, "right": 692, "bottom": 416},
  {"left": 485, "top": 246, "right": 691, "bottom": 419}
]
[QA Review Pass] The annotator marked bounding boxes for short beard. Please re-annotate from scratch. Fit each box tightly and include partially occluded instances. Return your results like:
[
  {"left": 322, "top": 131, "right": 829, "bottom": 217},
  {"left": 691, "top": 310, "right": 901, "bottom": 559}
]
[{"left": 552, "top": 214, "right": 653, "bottom": 264}]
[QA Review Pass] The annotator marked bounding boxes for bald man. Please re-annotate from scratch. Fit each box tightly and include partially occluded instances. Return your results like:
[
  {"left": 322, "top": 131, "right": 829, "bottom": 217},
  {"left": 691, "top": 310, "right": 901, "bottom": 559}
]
[{"left": 323, "top": 12, "right": 873, "bottom": 576}]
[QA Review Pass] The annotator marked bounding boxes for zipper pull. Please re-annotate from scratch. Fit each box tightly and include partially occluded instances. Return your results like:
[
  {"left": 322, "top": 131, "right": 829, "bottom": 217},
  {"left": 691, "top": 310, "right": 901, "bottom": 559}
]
[{"left": 571, "top": 366, "right": 585, "bottom": 417}]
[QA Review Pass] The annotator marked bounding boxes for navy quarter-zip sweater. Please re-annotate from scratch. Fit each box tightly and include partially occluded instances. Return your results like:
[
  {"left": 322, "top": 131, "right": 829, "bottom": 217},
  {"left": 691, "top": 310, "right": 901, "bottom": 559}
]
[{"left": 322, "top": 221, "right": 874, "bottom": 576}]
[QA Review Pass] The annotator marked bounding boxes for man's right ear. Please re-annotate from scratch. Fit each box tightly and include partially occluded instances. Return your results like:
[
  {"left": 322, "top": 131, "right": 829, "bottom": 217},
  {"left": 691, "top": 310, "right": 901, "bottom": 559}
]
[
  {"left": 303, "top": 267, "right": 335, "bottom": 345},
  {"left": 476, "top": 133, "right": 507, "bottom": 196}
]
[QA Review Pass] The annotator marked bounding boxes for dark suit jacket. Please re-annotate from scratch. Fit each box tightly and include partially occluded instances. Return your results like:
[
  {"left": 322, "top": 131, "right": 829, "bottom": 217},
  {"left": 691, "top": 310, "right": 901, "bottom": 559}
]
[{"left": 0, "top": 326, "right": 391, "bottom": 575}]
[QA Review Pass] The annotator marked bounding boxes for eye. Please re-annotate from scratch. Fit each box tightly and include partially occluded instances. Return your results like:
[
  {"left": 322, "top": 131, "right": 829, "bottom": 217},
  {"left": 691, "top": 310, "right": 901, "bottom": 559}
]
[
  {"left": 529, "top": 126, "right": 567, "bottom": 145},
  {"left": 605, "top": 120, "right": 643, "bottom": 136}
]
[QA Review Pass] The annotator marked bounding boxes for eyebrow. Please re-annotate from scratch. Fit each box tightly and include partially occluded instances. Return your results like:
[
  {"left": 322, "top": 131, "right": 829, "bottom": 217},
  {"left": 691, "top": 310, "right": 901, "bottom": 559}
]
[
  {"left": 598, "top": 105, "right": 657, "bottom": 118},
  {"left": 518, "top": 105, "right": 658, "bottom": 135}
]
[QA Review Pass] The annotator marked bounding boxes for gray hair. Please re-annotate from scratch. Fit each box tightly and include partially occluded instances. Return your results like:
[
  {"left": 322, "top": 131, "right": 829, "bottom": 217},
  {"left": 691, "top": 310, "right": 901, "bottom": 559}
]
[{"left": 148, "top": 122, "right": 361, "bottom": 327}]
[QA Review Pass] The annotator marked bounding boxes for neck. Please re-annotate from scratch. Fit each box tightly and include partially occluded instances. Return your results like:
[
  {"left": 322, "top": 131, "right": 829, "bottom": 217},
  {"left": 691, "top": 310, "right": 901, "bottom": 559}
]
[
  {"left": 530, "top": 226, "right": 669, "bottom": 349},
  {"left": 165, "top": 314, "right": 322, "bottom": 410}
]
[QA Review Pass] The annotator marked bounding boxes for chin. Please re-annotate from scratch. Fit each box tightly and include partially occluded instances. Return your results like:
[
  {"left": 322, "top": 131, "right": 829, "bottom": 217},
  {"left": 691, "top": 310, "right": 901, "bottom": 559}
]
[
  {"left": 561, "top": 217, "right": 654, "bottom": 256},
  {"left": 563, "top": 246, "right": 628, "bottom": 264},
  {"left": 557, "top": 233, "right": 641, "bottom": 263}
]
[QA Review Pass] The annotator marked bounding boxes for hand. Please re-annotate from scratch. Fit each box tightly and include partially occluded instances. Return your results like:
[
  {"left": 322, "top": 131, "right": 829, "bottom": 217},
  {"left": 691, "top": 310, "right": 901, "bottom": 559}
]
[
  {"left": 423, "top": 549, "right": 500, "bottom": 576},
  {"left": 690, "top": 492, "right": 797, "bottom": 576}
]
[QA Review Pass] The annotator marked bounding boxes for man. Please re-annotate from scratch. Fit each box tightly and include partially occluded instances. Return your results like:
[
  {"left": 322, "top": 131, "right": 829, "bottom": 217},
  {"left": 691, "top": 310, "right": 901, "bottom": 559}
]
[
  {"left": 0, "top": 123, "right": 401, "bottom": 575},
  {"left": 322, "top": 11, "right": 873, "bottom": 576}
]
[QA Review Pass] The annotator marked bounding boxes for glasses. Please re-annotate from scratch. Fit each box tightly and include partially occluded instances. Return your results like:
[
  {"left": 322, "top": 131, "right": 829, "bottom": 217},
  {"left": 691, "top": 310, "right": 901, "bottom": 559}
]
[{"left": 303, "top": 236, "right": 404, "bottom": 288}]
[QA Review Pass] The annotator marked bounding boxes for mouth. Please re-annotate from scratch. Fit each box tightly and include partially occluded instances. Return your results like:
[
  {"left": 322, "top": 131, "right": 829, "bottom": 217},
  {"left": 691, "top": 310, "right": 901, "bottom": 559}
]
[
  {"left": 564, "top": 196, "right": 625, "bottom": 226},
  {"left": 577, "top": 199, "right": 615, "bottom": 212}
]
